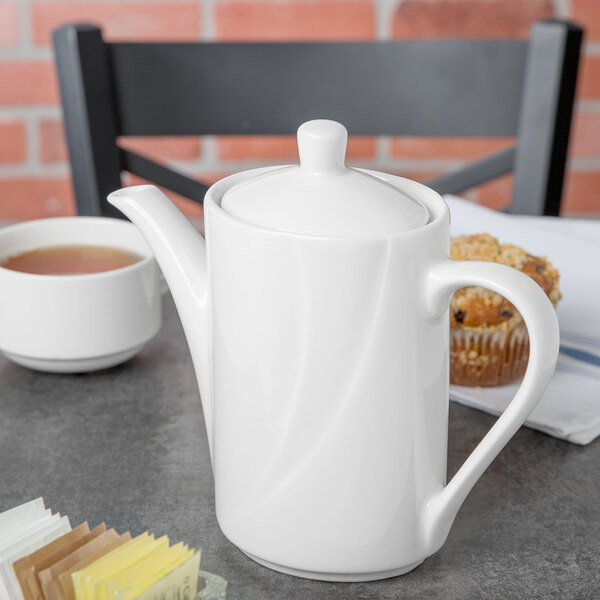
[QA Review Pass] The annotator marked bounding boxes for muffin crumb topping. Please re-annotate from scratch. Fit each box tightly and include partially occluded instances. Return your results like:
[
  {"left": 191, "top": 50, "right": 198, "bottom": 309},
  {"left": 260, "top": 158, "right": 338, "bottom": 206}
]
[{"left": 449, "top": 233, "right": 561, "bottom": 332}]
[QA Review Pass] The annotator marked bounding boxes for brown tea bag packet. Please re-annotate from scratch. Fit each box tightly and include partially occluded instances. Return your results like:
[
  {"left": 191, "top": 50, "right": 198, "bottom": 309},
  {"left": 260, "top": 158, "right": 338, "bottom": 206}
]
[
  {"left": 59, "top": 531, "right": 132, "bottom": 600},
  {"left": 12, "top": 522, "right": 90, "bottom": 600},
  {"left": 20, "top": 523, "right": 107, "bottom": 600},
  {"left": 38, "top": 529, "right": 130, "bottom": 600}
]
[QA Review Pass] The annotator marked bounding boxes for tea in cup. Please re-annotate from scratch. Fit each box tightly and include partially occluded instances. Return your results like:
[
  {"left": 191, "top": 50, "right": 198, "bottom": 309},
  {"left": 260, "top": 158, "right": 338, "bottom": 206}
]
[
  {"left": 0, "top": 217, "right": 162, "bottom": 373},
  {"left": 1, "top": 244, "right": 143, "bottom": 275}
]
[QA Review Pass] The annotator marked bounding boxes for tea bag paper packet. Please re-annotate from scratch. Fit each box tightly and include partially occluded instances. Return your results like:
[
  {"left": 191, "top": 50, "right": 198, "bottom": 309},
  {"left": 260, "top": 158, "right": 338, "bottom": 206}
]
[
  {"left": 0, "top": 514, "right": 71, "bottom": 600},
  {"left": 102, "top": 538, "right": 174, "bottom": 598},
  {"left": 0, "top": 498, "right": 45, "bottom": 600},
  {"left": 0, "top": 509, "right": 54, "bottom": 547},
  {"left": 71, "top": 533, "right": 156, "bottom": 600},
  {"left": 29, "top": 524, "right": 107, "bottom": 600},
  {"left": 15, "top": 522, "right": 106, "bottom": 600},
  {"left": 0, "top": 509, "right": 53, "bottom": 597},
  {"left": 133, "top": 549, "right": 201, "bottom": 600},
  {"left": 39, "top": 529, "right": 130, "bottom": 600},
  {"left": 1, "top": 515, "right": 71, "bottom": 599},
  {"left": 110, "top": 542, "right": 195, "bottom": 600},
  {"left": 0, "top": 499, "right": 46, "bottom": 530},
  {"left": 93, "top": 536, "right": 169, "bottom": 600},
  {"left": 13, "top": 522, "right": 91, "bottom": 600},
  {"left": 40, "top": 529, "right": 123, "bottom": 600},
  {"left": 105, "top": 541, "right": 180, "bottom": 599}
]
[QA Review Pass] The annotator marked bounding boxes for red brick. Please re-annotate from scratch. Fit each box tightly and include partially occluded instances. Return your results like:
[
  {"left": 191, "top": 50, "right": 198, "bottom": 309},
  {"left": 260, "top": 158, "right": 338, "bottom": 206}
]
[
  {"left": 39, "top": 120, "right": 203, "bottom": 164},
  {"left": 388, "top": 170, "right": 444, "bottom": 184},
  {"left": 571, "top": 0, "right": 600, "bottom": 41},
  {"left": 0, "top": 3, "right": 19, "bottom": 47},
  {"left": 390, "top": 171, "right": 517, "bottom": 212},
  {"left": 474, "top": 174, "right": 513, "bottom": 210},
  {"left": 475, "top": 169, "right": 600, "bottom": 215},
  {"left": 216, "top": 1, "right": 375, "bottom": 41},
  {"left": 124, "top": 172, "right": 235, "bottom": 217},
  {"left": 217, "top": 135, "right": 376, "bottom": 161},
  {"left": 124, "top": 173, "right": 204, "bottom": 218},
  {"left": 198, "top": 172, "right": 232, "bottom": 186},
  {"left": 577, "top": 55, "right": 600, "bottom": 100},
  {"left": 118, "top": 137, "right": 202, "bottom": 161},
  {"left": 32, "top": 1, "right": 200, "bottom": 47},
  {"left": 569, "top": 110, "right": 600, "bottom": 158},
  {"left": 562, "top": 170, "right": 600, "bottom": 214},
  {"left": 389, "top": 137, "right": 514, "bottom": 160},
  {"left": 0, "top": 62, "right": 58, "bottom": 105},
  {"left": 0, "top": 177, "right": 75, "bottom": 220},
  {"left": 0, "top": 121, "right": 27, "bottom": 164},
  {"left": 392, "top": 0, "right": 553, "bottom": 39},
  {"left": 39, "top": 119, "right": 66, "bottom": 163}
]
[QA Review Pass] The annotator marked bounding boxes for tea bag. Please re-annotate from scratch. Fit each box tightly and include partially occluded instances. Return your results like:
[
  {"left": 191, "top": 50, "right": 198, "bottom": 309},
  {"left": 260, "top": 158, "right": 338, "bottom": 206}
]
[
  {"left": 29, "top": 524, "right": 107, "bottom": 600},
  {"left": 109, "top": 542, "right": 195, "bottom": 600},
  {"left": 39, "top": 529, "right": 130, "bottom": 600},
  {"left": 0, "top": 499, "right": 46, "bottom": 531},
  {"left": 71, "top": 533, "right": 156, "bottom": 600},
  {"left": 0, "top": 510, "right": 54, "bottom": 549},
  {"left": 0, "top": 513, "right": 71, "bottom": 600},
  {"left": 133, "top": 549, "right": 201, "bottom": 600},
  {"left": 105, "top": 541, "right": 180, "bottom": 599},
  {"left": 13, "top": 521, "right": 91, "bottom": 600},
  {"left": 93, "top": 536, "right": 169, "bottom": 600},
  {"left": 102, "top": 539, "right": 171, "bottom": 597},
  {"left": 0, "top": 499, "right": 46, "bottom": 600}
]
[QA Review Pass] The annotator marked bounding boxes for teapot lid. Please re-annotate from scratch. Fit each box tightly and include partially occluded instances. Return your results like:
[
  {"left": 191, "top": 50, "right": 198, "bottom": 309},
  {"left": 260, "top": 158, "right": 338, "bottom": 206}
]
[{"left": 220, "top": 120, "right": 429, "bottom": 236}]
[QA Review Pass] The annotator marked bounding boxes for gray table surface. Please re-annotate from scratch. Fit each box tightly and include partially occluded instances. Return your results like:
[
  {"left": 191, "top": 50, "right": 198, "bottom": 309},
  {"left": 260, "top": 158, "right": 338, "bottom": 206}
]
[{"left": 1, "top": 294, "right": 598, "bottom": 600}]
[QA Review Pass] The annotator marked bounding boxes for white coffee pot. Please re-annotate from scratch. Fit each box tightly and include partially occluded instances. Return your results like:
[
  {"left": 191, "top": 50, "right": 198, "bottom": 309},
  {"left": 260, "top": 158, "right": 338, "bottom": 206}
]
[{"left": 108, "top": 120, "right": 559, "bottom": 581}]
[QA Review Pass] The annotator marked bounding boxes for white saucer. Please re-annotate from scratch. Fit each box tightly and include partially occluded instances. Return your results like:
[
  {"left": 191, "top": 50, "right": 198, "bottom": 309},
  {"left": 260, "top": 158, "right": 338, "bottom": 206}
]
[{"left": 2, "top": 345, "right": 144, "bottom": 373}]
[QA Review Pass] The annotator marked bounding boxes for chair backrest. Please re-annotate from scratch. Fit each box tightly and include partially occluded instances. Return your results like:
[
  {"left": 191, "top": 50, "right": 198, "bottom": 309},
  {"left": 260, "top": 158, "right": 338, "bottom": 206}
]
[{"left": 53, "top": 20, "right": 582, "bottom": 218}]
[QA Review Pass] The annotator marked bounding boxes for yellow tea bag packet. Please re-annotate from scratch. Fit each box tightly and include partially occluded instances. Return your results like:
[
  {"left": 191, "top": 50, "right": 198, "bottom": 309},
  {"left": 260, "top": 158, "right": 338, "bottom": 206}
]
[
  {"left": 98, "top": 537, "right": 171, "bottom": 600},
  {"left": 38, "top": 529, "right": 127, "bottom": 600},
  {"left": 133, "top": 549, "right": 201, "bottom": 600},
  {"left": 95, "top": 536, "right": 169, "bottom": 600},
  {"left": 123, "top": 545, "right": 194, "bottom": 600},
  {"left": 12, "top": 522, "right": 91, "bottom": 600},
  {"left": 108, "top": 542, "right": 192, "bottom": 600},
  {"left": 72, "top": 533, "right": 156, "bottom": 600},
  {"left": 58, "top": 532, "right": 131, "bottom": 600}
]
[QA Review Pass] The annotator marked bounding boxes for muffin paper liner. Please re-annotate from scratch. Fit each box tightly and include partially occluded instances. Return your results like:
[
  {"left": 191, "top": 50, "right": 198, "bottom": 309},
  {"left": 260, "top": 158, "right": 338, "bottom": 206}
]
[{"left": 450, "top": 322, "right": 530, "bottom": 386}]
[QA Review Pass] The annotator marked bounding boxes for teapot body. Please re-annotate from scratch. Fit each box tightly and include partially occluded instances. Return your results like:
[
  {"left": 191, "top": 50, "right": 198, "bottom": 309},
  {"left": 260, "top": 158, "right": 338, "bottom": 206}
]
[
  {"left": 109, "top": 123, "right": 559, "bottom": 581},
  {"left": 206, "top": 169, "right": 451, "bottom": 580}
]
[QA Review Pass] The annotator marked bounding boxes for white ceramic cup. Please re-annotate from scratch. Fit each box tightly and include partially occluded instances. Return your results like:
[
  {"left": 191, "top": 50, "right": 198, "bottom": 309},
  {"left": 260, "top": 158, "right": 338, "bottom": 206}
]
[{"left": 0, "top": 217, "right": 162, "bottom": 373}]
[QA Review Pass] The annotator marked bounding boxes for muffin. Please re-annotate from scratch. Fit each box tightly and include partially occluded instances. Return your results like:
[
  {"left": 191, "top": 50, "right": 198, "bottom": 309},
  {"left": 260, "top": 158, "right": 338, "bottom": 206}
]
[{"left": 449, "top": 233, "right": 561, "bottom": 386}]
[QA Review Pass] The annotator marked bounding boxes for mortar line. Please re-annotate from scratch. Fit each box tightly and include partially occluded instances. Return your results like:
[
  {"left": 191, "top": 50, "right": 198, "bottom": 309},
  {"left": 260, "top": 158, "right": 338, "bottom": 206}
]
[
  {"left": 0, "top": 163, "right": 70, "bottom": 177},
  {"left": 553, "top": 0, "right": 570, "bottom": 19},
  {"left": 0, "top": 106, "right": 62, "bottom": 118},
  {"left": 202, "top": 0, "right": 214, "bottom": 40}
]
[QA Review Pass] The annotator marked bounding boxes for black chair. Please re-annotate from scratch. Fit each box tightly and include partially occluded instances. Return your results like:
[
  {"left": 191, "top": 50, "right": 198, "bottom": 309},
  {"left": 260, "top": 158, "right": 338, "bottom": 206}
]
[{"left": 53, "top": 20, "right": 582, "bottom": 219}]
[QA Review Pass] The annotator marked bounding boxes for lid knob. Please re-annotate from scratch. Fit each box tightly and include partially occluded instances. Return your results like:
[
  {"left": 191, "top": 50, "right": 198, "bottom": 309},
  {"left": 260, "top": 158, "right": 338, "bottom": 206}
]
[
  {"left": 298, "top": 120, "right": 347, "bottom": 174},
  {"left": 220, "top": 119, "right": 430, "bottom": 236}
]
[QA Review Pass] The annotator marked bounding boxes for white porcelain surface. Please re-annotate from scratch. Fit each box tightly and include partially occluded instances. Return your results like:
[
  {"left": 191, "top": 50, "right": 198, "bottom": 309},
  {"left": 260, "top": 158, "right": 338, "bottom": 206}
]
[
  {"left": 0, "top": 217, "right": 162, "bottom": 373},
  {"left": 108, "top": 123, "right": 559, "bottom": 581},
  {"left": 4, "top": 345, "right": 144, "bottom": 374},
  {"left": 221, "top": 120, "right": 428, "bottom": 236}
]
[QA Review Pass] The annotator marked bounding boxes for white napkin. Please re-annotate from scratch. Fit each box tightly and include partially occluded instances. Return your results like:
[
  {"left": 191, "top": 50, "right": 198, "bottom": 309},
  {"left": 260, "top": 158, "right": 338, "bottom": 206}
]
[{"left": 445, "top": 195, "right": 600, "bottom": 445}]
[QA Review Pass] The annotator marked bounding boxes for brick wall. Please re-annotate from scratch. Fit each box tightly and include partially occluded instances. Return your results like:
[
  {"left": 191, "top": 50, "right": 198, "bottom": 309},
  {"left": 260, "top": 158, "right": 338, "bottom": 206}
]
[{"left": 0, "top": 0, "right": 598, "bottom": 220}]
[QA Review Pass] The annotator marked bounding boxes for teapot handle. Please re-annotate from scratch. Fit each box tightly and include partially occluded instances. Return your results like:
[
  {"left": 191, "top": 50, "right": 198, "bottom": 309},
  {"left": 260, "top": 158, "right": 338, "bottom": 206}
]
[{"left": 420, "top": 259, "right": 559, "bottom": 553}]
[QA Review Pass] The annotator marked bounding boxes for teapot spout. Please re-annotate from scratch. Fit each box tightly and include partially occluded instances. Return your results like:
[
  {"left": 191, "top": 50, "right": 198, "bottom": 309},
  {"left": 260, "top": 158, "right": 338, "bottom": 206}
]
[{"left": 108, "top": 185, "right": 214, "bottom": 464}]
